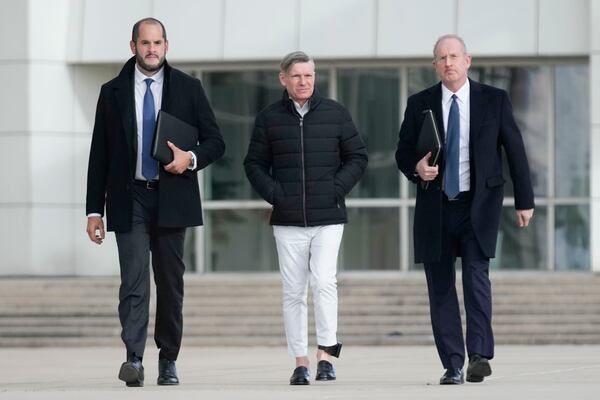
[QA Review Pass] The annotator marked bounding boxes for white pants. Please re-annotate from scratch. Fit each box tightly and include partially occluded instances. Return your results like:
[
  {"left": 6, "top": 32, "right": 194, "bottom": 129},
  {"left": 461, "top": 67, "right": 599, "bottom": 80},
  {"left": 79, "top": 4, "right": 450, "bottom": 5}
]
[{"left": 273, "top": 224, "right": 344, "bottom": 357}]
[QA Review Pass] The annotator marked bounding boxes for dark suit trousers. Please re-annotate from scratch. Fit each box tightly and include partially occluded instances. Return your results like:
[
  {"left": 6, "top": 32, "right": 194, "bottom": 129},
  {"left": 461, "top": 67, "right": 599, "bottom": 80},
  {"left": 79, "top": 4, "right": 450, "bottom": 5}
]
[
  {"left": 423, "top": 193, "right": 494, "bottom": 369},
  {"left": 115, "top": 184, "right": 186, "bottom": 361}
]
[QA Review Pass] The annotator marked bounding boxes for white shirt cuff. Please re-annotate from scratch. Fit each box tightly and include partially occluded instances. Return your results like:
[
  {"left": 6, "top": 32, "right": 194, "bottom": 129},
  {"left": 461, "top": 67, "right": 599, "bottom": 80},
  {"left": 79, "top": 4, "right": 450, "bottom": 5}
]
[{"left": 87, "top": 213, "right": 102, "bottom": 218}]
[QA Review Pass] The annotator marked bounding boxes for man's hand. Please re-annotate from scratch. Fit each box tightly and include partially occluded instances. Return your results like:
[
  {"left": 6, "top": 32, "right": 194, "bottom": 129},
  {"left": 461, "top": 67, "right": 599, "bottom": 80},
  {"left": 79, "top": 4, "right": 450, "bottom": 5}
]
[
  {"left": 164, "top": 141, "right": 193, "bottom": 174},
  {"left": 86, "top": 216, "right": 105, "bottom": 245},
  {"left": 415, "top": 152, "right": 438, "bottom": 181},
  {"left": 516, "top": 209, "right": 534, "bottom": 228}
]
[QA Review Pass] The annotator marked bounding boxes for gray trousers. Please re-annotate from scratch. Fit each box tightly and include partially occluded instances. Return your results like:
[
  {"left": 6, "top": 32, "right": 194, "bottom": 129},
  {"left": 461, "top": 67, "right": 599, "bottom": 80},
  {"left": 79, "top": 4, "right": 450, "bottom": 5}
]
[{"left": 115, "top": 184, "right": 186, "bottom": 361}]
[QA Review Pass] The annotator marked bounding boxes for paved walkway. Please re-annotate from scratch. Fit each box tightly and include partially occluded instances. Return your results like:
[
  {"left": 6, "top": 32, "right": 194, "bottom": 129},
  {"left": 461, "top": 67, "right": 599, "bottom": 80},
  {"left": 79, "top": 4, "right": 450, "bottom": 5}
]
[{"left": 1, "top": 345, "right": 598, "bottom": 399}]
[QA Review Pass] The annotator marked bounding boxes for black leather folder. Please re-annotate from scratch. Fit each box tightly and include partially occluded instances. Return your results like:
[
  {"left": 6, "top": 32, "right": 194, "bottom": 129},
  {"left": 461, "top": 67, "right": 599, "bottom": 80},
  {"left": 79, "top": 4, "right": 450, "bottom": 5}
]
[
  {"left": 416, "top": 109, "right": 442, "bottom": 189},
  {"left": 417, "top": 109, "right": 442, "bottom": 166},
  {"left": 151, "top": 110, "right": 198, "bottom": 164}
]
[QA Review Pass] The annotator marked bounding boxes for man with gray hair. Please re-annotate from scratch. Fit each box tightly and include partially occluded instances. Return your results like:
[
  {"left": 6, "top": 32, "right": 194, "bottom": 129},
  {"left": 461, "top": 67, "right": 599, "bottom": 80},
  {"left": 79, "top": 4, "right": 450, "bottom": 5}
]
[
  {"left": 244, "top": 51, "right": 367, "bottom": 385},
  {"left": 396, "top": 34, "right": 534, "bottom": 384}
]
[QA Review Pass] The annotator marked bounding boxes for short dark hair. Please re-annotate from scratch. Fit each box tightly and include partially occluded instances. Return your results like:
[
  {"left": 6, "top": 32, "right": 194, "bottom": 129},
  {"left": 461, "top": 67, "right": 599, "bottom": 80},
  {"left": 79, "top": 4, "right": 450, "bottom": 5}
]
[
  {"left": 280, "top": 51, "right": 314, "bottom": 74},
  {"left": 131, "top": 17, "right": 167, "bottom": 42}
]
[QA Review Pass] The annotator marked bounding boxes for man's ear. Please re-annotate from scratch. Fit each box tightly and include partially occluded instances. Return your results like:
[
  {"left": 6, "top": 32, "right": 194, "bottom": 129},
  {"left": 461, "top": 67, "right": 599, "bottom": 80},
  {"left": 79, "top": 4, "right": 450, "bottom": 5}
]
[
  {"left": 130, "top": 40, "right": 136, "bottom": 55},
  {"left": 279, "top": 72, "right": 286, "bottom": 87}
]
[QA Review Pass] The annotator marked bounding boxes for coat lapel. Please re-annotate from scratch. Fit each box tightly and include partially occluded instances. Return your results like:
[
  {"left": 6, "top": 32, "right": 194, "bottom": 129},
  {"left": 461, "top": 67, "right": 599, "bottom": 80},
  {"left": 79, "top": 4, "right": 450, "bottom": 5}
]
[
  {"left": 469, "top": 78, "right": 485, "bottom": 143},
  {"left": 114, "top": 57, "right": 137, "bottom": 156}
]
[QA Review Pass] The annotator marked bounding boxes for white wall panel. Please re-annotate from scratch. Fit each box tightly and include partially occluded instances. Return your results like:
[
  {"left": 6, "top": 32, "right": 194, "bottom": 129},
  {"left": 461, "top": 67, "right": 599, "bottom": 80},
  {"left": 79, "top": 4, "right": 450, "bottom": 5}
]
[
  {"left": 31, "top": 135, "right": 73, "bottom": 204},
  {"left": 0, "top": 0, "right": 28, "bottom": 60},
  {"left": 377, "top": 0, "right": 456, "bottom": 57},
  {"left": 155, "top": 0, "right": 224, "bottom": 60},
  {"left": 223, "top": 0, "right": 297, "bottom": 59},
  {"left": 29, "top": 64, "right": 74, "bottom": 132},
  {"left": 539, "top": 0, "right": 588, "bottom": 55},
  {"left": 0, "top": 136, "right": 31, "bottom": 203},
  {"left": 300, "top": 0, "right": 376, "bottom": 58},
  {"left": 458, "top": 0, "right": 536, "bottom": 56},
  {"left": 0, "top": 207, "right": 31, "bottom": 273},
  {"left": 81, "top": 0, "right": 151, "bottom": 62},
  {"left": 29, "top": 0, "right": 70, "bottom": 61},
  {"left": 74, "top": 136, "right": 91, "bottom": 205},
  {"left": 31, "top": 207, "right": 74, "bottom": 274},
  {"left": 0, "top": 64, "right": 29, "bottom": 132}
]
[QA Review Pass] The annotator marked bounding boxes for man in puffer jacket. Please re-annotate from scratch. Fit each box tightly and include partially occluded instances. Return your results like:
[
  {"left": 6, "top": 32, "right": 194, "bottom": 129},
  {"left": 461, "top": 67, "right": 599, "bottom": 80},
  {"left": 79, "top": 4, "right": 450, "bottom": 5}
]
[{"left": 244, "top": 51, "right": 368, "bottom": 385}]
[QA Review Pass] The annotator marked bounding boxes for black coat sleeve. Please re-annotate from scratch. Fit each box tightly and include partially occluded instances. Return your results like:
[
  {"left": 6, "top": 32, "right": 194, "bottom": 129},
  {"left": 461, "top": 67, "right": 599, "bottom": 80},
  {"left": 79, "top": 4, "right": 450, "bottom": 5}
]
[
  {"left": 395, "top": 96, "right": 421, "bottom": 184},
  {"left": 244, "top": 114, "right": 277, "bottom": 204},
  {"left": 86, "top": 86, "right": 109, "bottom": 216}
]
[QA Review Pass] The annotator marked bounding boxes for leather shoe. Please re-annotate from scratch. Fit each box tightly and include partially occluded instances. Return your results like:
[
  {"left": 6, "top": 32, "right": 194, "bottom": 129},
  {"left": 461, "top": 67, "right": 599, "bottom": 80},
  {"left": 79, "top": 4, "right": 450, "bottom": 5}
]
[
  {"left": 118, "top": 355, "right": 144, "bottom": 387},
  {"left": 157, "top": 359, "right": 179, "bottom": 385},
  {"left": 440, "top": 368, "right": 464, "bottom": 385},
  {"left": 466, "top": 354, "right": 492, "bottom": 383},
  {"left": 289, "top": 366, "right": 310, "bottom": 385},
  {"left": 315, "top": 360, "right": 336, "bottom": 381}
]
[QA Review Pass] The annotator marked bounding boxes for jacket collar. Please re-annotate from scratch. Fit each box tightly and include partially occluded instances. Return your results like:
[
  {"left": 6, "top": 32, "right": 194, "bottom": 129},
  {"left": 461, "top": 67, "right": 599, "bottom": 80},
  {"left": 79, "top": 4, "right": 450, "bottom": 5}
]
[{"left": 281, "top": 88, "right": 323, "bottom": 114}]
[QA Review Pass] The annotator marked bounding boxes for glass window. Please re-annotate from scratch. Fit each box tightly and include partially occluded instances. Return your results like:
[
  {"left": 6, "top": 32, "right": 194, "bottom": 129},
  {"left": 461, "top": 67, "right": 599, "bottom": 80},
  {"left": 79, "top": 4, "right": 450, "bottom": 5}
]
[
  {"left": 340, "top": 207, "right": 399, "bottom": 270},
  {"left": 555, "top": 65, "right": 589, "bottom": 197},
  {"left": 337, "top": 69, "right": 400, "bottom": 198},
  {"left": 204, "top": 209, "right": 279, "bottom": 272},
  {"left": 492, "top": 206, "right": 547, "bottom": 269},
  {"left": 555, "top": 205, "right": 590, "bottom": 270}
]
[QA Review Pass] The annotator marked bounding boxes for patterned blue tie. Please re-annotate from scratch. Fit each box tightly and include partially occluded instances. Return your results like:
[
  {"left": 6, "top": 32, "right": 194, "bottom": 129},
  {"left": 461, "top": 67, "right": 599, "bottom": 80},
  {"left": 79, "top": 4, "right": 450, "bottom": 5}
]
[
  {"left": 142, "top": 78, "right": 158, "bottom": 180},
  {"left": 444, "top": 94, "right": 460, "bottom": 199}
]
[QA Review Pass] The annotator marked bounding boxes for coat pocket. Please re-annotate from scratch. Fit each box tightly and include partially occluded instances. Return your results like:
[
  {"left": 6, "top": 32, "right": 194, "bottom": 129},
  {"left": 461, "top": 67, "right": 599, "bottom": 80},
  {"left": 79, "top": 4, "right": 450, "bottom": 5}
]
[{"left": 486, "top": 175, "right": 505, "bottom": 188}]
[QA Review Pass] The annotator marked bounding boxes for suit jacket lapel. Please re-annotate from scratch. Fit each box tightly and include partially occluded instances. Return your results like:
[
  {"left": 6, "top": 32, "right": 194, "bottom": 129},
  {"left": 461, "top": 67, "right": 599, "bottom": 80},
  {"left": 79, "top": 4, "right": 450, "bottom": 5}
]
[{"left": 469, "top": 78, "right": 484, "bottom": 143}]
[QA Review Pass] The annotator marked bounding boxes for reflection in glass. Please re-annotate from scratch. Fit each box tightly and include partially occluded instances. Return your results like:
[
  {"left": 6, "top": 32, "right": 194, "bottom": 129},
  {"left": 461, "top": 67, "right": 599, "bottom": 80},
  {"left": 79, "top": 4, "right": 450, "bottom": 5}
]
[
  {"left": 337, "top": 69, "right": 400, "bottom": 198},
  {"left": 340, "top": 208, "right": 399, "bottom": 270},
  {"left": 204, "top": 209, "right": 279, "bottom": 272},
  {"left": 555, "top": 205, "right": 589, "bottom": 270},
  {"left": 203, "top": 70, "right": 329, "bottom": 200},
  {"left": 555, "top": 65, "right": 589, "bottom": 197},
  {"left": 493, "top": 206, "right": 547, "bottom": 269}
]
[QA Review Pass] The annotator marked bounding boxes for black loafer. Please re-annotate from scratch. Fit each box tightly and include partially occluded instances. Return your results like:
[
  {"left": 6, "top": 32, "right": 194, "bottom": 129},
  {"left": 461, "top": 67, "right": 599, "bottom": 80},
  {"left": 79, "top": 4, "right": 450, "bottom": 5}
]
[
  {"left": 315, "top": 360, "right": 336, "bottom": 381},
  {"left": 466, "top": 354, "right": 492, "bottom": 383},
  {"left": 440, "top": 368, "right": 464, "bottom": 385},
  {"left": 157, "top": 359, "right": 179, "bottom": 386},
  {"left": 289, "top": 366, "right": 310, "bottom": 385},
  {"left": 118, "top": 355, "right": 144, "bottom": 387}
]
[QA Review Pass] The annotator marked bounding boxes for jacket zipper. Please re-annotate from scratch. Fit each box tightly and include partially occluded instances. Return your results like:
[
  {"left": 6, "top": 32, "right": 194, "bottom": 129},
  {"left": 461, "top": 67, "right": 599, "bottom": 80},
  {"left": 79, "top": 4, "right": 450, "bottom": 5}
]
[{"left": 299, "top": 116, "right": 307, "bottom": 227}]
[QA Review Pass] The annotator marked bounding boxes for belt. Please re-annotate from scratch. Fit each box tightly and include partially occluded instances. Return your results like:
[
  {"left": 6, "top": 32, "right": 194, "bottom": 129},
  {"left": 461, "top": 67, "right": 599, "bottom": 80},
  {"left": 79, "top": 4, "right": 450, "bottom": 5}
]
[
  {"left": 134, "top": 179, "right": 159, "bottom": 190},
  {"left": 443, "top": 191, "right": 471, "bottom": 202}
]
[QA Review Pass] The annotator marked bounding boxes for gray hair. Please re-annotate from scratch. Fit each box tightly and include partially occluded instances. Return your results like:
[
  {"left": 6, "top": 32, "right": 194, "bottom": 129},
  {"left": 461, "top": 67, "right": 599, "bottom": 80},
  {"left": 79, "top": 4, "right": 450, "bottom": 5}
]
[
  {"left": 132, "top": 17, "right": 167, "bottom": 42},
  {"left": 280, "top": 51, "right": 314, "bottom": 73},
  {"left": 433, "top": 34, "right": 467, "bottom": 58}
]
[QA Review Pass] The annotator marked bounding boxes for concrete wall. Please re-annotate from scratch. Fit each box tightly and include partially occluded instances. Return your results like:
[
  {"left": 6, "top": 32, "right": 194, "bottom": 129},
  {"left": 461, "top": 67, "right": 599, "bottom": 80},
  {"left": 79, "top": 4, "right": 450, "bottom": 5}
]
[{"left": 0, "top": 0, "right": 597, "bottom": 274}]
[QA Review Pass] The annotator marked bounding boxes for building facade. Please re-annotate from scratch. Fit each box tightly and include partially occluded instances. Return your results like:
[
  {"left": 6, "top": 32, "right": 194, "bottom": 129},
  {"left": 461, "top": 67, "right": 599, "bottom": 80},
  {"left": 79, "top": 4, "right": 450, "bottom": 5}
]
[{"left": 0, "top": 0, "right": 598, "bottom": 275}]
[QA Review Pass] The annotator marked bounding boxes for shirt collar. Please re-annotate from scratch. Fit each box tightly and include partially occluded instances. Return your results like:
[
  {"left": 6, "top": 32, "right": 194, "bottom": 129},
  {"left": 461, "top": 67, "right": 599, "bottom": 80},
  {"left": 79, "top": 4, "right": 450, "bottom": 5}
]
[
  {"left": 441, "top": 79, "right": 470, "bottom": 105},
  {"left": 134, "top": 64, "right": 164, "bottom": 85}
]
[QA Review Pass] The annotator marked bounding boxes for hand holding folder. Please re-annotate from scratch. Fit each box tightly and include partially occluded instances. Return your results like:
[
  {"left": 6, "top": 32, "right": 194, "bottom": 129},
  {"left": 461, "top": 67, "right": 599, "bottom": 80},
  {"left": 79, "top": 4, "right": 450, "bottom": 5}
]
[
  {"left": 152, "top": 110, "right": 199, "bottom": 164},
  {"left": 416, "top": 109, "right": 441, "bottom": 189}
]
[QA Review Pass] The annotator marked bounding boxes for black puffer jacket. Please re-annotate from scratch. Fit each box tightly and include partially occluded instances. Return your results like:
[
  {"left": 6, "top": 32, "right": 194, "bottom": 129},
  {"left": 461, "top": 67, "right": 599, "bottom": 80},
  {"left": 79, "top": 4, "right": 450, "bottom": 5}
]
[{"left": 244, "top": 90, "right": 368, "bottom": 227}]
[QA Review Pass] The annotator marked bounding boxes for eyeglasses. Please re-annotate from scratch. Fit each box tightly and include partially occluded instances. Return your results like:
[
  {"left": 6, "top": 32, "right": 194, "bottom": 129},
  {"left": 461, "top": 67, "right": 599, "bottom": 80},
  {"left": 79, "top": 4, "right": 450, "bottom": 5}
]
[{"left": 434, "top": 54, "right": 464, "bottom": 63}]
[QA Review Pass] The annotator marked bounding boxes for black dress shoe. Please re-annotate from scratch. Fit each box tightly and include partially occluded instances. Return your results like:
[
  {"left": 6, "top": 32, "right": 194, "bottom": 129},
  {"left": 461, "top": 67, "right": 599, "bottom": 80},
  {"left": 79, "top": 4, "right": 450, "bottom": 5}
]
[
  {"left": 157, "top": 359, "right": 179, "bottom": 386},
  {"left": 289, "top": 366, "right": 310, "bottom": 385},
  {"left": 118, "top": 355, "right": 144, "bottom": 387},
  {"left": 315, "top": 360, "right": 336, "bottom": 381},
  {"left": 466, "top": 354, "right": 492, "bottom": 383},
  {"left": 440, "top": 368, "right": 464, "bottom": 385}
]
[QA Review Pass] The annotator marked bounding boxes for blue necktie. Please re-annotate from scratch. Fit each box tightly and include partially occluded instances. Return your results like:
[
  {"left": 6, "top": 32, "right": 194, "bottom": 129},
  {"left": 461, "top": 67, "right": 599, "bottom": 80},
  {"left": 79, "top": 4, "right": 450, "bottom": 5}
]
[
  {"left": 142, "top": 78, "right": 158, "bottom": 180},
  {"left": 444, "top": 94, "right": 460, "bottom": 199}
]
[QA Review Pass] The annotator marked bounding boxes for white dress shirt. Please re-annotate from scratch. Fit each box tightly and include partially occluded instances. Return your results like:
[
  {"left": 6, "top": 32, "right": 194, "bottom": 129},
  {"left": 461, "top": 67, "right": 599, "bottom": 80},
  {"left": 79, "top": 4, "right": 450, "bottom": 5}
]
[{"left": 441, "top": 80, "right": 471, "bottom": 192}]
